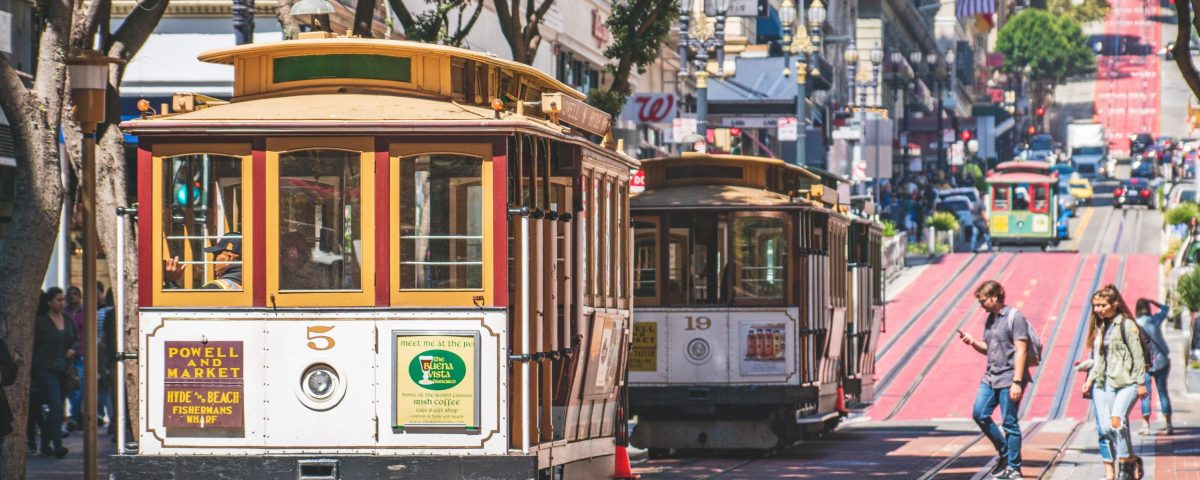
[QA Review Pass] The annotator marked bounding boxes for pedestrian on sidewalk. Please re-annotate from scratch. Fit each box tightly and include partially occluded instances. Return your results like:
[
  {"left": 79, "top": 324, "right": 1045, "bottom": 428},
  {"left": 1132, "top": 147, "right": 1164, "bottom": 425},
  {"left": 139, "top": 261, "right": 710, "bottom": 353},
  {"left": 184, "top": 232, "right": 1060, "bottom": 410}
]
[
  {"left": 1134, "top": 298, "right": 1172, "bottom": 435},
  {"left": 1082, "top": 285, "right": 1147, "bottom": 480},
  {"left": 32, "top": 287, "right": 76, "bottom": 458},
  {"left": 957, "top": 280, "right": 1029, "bottom": 480}
]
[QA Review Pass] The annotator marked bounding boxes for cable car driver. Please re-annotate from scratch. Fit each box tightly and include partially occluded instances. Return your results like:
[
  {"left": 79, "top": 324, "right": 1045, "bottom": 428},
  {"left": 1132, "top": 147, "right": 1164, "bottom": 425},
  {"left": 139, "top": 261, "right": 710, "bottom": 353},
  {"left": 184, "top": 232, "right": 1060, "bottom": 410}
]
[{"left": 163, "top": 233, "right": 243, "bottom": 290}]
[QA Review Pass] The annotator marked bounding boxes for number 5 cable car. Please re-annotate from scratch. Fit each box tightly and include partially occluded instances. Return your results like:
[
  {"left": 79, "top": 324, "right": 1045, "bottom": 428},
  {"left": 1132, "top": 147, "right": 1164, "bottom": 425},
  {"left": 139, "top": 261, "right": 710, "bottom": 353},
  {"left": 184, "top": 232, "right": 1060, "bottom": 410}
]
[
  {"left": 626, "top": 153, "right": 883, "bottom": 452},
  {"left": 112, "top": 36, "right": 637, "bottom": 479}
]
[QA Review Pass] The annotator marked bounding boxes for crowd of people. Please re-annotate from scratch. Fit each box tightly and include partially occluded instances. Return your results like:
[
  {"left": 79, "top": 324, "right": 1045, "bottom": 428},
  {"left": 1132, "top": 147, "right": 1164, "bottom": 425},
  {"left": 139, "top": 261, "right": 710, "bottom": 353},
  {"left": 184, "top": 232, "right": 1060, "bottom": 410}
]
[
  {"left": 20, "top": 282, "right": 120, "bottom": 459},
  {"left": 959, "top": 280, "right": 1174, "bottom": 480},
  {"left": 876, "top": 168, "right": 979, "bottom": 244}
]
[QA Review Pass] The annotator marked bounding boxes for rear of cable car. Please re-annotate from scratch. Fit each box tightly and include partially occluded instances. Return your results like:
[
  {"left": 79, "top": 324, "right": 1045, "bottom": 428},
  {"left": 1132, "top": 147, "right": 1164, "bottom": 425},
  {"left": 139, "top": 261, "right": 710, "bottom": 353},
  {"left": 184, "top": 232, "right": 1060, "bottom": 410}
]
[
  {"left": 626, "top": 154, "right": 872, "bottom": 452},
  {"left": 111, "top": 37, "right": 637, "bottom": 479}
]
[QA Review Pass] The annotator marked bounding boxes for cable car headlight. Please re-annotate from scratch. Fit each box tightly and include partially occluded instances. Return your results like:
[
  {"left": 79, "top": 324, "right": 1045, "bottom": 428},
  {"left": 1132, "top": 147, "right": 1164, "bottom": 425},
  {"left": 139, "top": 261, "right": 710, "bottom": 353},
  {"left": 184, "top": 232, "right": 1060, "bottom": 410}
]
[
  {"left": 304, "top": 366, "right": 337, "bottom": 400},
  {"left": 295, "top": 362, "right": 347, "bottom": 410}
]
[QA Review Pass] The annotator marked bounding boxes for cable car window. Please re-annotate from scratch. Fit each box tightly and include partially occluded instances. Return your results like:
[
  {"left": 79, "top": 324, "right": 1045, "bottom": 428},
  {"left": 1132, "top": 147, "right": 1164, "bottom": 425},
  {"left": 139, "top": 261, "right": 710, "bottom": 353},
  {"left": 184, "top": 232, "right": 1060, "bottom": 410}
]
[
  {"left": 663, "top": 216, "right": 686, "bottom": 304},
  {"left": 399, "top": 153, "right": 484, "bottom": 290},
  {"left": 633, "top": 217, "right": 659, "bottom": 301},
  {"left": 1012, "top": 184, "right": 1030, "bottom": 211},
  {"left": 1031, "top": 183, "right": 1049, "bottom": 213},
  {"left": 690, "top": 213, "right": 727, "bottom": 304},
  {"left": 992, "top": 185, "right": 1009, "bottom": 211},
  {"left": 277, "top": 149, "right": 363, "bottom": 291},
  {"left": 733, "top": 216, "right": 786, "bottom": 302},
  {"left": 161, "top": 154, "right": 244, "bottom": 291}
]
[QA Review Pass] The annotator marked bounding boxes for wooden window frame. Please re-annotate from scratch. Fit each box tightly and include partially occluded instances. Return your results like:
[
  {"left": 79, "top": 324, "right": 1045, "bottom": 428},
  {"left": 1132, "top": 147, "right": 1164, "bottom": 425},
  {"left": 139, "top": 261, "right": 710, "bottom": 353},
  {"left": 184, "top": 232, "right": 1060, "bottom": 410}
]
[
  {"left": 730, "top": 211, "right": 791, "bottom": 307},
  {"left": 992, "top": 185, "right": 1010, "bottom": 211},
  {"left": 632, "top": 215, "right": 661, "bottom": 306},
  {"left": 266, "top": 137, "right": 376, "bottom": 307},
  {"left": 151, "top": 143, "right": 254, "bottom": 307},
  {"left": 389, "top": 143, "right": 495, "bottom": 307}
]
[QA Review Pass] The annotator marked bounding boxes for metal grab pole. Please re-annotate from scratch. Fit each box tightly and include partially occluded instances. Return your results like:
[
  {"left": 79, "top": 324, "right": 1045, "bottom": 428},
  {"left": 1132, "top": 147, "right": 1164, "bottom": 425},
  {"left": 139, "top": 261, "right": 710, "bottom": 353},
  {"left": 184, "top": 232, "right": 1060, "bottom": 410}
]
[
  {"left": 115, "top": 208, "right": 127, "bottom": 455},
  {"left": 520, "top": 215, "right": 531, "bottom": 454},
  {"left": 797, "top": 57, "right": 807, "bottom": 166}
]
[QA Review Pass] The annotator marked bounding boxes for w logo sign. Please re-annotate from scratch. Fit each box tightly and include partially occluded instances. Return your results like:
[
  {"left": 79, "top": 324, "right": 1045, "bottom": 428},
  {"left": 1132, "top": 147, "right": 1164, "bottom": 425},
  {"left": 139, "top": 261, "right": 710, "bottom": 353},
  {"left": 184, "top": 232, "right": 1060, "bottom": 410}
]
[{"left": 621, "top": 94, "right": 677, "bottom": 125}]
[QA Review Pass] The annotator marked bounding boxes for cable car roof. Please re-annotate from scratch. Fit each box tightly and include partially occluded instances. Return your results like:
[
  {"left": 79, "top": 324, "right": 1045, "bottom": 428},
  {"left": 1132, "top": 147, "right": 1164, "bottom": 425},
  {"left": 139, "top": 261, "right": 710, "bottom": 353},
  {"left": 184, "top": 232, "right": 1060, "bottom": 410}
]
[
  {"left": 641, "top": 152, "right": 820, "bottom": 180},
  {"left": 987, "top": 171, "right": 1056, "bottom": 183},
  {"left": 631, "top": 184, "right": 797, "bottom": 208}
]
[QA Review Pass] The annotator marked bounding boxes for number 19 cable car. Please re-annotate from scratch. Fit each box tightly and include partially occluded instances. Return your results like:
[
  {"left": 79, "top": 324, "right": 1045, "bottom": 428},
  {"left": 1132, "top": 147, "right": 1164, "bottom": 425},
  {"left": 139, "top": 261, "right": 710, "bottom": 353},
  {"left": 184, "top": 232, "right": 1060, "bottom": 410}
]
[{"left": 112, "top": 36, "right": 637, "bottom": 479}]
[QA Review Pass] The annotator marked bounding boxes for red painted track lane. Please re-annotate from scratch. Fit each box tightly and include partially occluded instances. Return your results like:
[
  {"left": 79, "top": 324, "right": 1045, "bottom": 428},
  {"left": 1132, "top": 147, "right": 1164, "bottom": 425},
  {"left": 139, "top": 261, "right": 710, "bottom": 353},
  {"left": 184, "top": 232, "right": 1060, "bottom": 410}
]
[
  {"left": 1094, "top": 0, "right": 1160, "bottom": 155},
  {"left": 1023, "top": 254, "right": 1103, "bottom": 419},
  {"left": 889, "top": 253, "right": 1078, "bottom": 421},
  {"left": 866, "top": 253, "right": 1016, "bottom": 419}
]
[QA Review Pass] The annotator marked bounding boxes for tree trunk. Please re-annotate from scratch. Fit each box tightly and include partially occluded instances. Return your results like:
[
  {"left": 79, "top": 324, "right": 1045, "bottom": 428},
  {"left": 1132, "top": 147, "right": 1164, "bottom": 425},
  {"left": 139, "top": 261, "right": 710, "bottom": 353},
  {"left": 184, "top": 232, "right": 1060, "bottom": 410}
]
[
  {"left": 1175, "top": 0, "right": 1200, "bottom": 97},
  {"left": 353, "top": 0, "right": 379, "bottom": 37},
  {"left": 276, "top": 0, "right": 303, "bottom": 39}
]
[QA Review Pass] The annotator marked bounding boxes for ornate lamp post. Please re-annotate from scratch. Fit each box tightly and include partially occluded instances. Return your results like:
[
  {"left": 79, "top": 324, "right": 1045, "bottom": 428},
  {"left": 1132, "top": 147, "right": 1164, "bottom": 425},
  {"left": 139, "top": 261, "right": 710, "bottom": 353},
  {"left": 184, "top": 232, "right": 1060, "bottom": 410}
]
[
  {"left": 678, "top": 0, "right": 731, "bottom": 141},
  {"left": 843, "top": 43, "right": 883, "bottom": 181},
  {"left": 780, "top": 0, "right": 823, "bottom": 166},
  {"left": 892, "top": 50, "right": 909, "bottom": 176},
  {"left": 68, "top": 48, "right": 121, "bottom": 480}
]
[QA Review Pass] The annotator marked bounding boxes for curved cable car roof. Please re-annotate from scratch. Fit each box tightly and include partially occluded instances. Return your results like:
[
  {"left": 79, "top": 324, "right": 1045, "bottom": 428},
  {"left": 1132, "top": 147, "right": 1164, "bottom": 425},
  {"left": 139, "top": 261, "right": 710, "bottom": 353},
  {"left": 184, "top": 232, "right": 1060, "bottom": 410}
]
[
  {"left": 986, "top": 171, "right": 1057, "bottom": 184},
  {"left": 631, "top": 184, "right": 796, "bottom": 209}
]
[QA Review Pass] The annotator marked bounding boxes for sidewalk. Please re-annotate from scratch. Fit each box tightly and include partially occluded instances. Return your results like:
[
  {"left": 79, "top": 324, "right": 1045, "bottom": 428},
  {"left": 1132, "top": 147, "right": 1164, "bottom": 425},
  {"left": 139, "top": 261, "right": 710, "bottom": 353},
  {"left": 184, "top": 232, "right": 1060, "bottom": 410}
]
[
  {"left": 1048, "top": 320, "right": 1200, "bottom": 479},
  {"left": 25, "top": 425, "right": 116, "bottom": 479}
]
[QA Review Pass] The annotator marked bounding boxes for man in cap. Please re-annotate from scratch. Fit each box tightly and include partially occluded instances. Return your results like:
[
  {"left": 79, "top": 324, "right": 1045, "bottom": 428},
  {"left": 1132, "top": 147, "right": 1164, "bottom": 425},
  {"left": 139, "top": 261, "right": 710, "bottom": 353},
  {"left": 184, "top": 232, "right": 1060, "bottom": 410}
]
[{"left": 163, "top": 233, "right": 243, "bottom": 290}]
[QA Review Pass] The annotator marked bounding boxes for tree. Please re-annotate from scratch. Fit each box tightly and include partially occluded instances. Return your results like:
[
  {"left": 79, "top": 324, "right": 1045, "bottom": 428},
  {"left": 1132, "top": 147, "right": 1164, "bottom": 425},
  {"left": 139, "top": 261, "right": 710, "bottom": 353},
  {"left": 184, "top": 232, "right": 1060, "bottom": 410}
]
[
  {"left": 0, "top": 0, "right": 166, "bottom": 476},
  {"left": 586, "top": 0, "right": 679, "bottom": 120},
  {"left": 387, "top": 0, "right": 484, "bottom": 46},
  {"left": 1172, "top": 0, "right": 1200, "bottom": 100},
  {"left": 1047, "top": 0, "right": 1111, "bottom": 24},
  {"left": 492, "top": 0, "right": 556, "bottom": 64},
  {"left": 996, "top": 9, "right": 1094, "bottom": 110}
]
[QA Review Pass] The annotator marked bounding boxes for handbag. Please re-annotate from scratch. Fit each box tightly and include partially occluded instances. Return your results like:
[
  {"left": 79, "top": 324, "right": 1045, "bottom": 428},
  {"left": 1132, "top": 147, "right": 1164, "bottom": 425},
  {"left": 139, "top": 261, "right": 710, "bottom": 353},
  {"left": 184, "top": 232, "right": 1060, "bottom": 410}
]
[
  {"left": 62, "top": 364, "right": 81, "bottom": 392},
  {"left": 49, "top": 357, "right": 71, "bottom": 374}
]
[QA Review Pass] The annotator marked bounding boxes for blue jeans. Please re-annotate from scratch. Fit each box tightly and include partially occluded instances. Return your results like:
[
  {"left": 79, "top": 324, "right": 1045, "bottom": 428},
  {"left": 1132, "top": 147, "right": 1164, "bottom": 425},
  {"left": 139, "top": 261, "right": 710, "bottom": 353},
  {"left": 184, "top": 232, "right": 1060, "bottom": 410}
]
[
  {"left": 68, "top": 357, "right": 83, "bottom": 422},
  {"left": 972, "top": 381, "right": 1023, "bottom": 468},
  {"left": 1093, "top": 384, "right": 1113, "bottom": 462},
  {"left": 1141, "top": 367, "right": 1172, "bottom": 418},
  {"left": 1095, "top": 384, "right": 1139, "bottom": 460},
  {"left": 32, "top": 368, "right": 66, "bottom": 450}
]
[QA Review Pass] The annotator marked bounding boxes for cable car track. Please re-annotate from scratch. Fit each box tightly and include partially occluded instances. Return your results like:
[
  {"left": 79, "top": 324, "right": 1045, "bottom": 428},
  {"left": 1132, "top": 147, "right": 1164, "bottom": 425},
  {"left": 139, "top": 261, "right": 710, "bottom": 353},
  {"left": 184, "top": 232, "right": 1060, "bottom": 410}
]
[
  {"left": 877, "top": 253, "right": 987, "bottom": 359},
  {"left": 872, "top": 253, "right": 1001, "bottom": 398},
  {"left": 882, "top": 254, "right": 1019, "bottom": 421}
]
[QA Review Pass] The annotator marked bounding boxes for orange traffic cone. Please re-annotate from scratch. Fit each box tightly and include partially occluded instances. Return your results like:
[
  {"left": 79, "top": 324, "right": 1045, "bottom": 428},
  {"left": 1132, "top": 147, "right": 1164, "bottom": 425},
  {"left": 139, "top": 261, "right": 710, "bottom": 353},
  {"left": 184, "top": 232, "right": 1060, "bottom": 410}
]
[
  {"left": 613, "top": 445, "right": 639, "bottom": 479},
  {"left": 836, "top": 385, "right": 848, "bottom": 415}
]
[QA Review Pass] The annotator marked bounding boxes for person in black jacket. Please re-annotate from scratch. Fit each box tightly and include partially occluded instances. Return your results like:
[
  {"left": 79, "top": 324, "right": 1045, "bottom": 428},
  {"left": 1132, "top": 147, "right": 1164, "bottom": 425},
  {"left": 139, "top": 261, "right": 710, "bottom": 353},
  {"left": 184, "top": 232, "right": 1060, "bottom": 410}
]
[{"left": 32, "top": 287, "right": 75, "bottom": 458}]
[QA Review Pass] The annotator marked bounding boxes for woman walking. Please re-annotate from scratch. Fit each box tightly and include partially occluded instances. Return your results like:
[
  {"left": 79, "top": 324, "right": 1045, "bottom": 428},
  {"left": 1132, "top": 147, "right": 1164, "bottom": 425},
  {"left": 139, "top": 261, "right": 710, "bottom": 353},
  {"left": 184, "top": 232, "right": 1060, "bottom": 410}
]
[
  {"left": 1082, "top": 285, "right": 1147, "bottom": 480},
  {"left": 1134, "top": 299, "right": 1172, "bottom": 435},
  {"left": 32, "top": 287, "right": 76, "bottom": 458}
]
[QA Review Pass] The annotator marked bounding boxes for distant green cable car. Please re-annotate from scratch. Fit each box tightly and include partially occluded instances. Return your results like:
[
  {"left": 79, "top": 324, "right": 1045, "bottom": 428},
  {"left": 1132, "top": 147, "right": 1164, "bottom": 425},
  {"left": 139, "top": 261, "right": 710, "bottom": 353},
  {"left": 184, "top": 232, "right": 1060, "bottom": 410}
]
[{"left": 986, "top": 166, "right": 1062, "bottom": 250}]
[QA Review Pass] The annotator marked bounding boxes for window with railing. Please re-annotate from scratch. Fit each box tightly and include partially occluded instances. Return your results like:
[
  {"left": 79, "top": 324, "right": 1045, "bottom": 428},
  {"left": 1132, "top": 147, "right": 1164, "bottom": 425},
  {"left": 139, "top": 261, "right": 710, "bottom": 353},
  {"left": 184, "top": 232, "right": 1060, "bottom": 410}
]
[
  {"left": 277, "top": 149, "right": 364, "bottom": 291},
  {"left": 732, "top": 215, "right": 787, "bottom": 303},
  {"left": 398, "top": 153, "right": 484, "bottom": 290},
  {"left": 633, "top": 217, "right": 659, "bottom": 303},
  {"left": 992, "top": 185, "right": 1010, "bottom": 211},
  {"left": 160, "top": 153, "right": 245, "bottom": 291}
]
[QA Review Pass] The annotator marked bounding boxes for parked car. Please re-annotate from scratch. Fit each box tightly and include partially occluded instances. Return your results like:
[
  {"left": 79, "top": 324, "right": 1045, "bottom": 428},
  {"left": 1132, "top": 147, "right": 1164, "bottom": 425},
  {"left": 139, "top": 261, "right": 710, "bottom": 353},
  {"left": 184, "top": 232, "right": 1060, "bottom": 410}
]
[
  {"left": 934, "top": 187, "right": 984, "bottom": 214},
  {"left": 1114, "top": 177, "right": 1156, "bottom": 208},
  {"left": 1166, "top": 183, "right": 1197, "bottom": 211},
  {"left": 1068, "top": 177, "right": 1095, "bottom": 205}
]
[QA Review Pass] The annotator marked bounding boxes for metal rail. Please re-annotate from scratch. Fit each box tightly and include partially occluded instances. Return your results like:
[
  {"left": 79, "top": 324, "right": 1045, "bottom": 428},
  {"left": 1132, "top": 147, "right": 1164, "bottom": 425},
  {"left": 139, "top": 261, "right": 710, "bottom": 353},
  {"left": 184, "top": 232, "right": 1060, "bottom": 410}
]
[{"left": 876, "top": 253, "right": 983, "bottom": 359}]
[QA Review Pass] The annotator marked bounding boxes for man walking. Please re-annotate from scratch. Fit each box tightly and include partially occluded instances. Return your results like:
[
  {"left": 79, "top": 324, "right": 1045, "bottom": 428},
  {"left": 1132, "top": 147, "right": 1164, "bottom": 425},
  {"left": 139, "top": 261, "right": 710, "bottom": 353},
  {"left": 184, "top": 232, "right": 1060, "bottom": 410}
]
[{"left": 958, "top": 280, "right": 1030, "bottom": 479}]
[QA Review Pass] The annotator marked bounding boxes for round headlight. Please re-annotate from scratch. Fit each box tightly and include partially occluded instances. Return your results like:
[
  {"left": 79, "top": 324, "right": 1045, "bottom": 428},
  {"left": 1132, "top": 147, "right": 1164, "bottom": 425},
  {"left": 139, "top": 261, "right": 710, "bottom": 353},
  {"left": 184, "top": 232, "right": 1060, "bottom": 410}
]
[{"left": 302, "top": 365, "right": 338, "bottom": 401}]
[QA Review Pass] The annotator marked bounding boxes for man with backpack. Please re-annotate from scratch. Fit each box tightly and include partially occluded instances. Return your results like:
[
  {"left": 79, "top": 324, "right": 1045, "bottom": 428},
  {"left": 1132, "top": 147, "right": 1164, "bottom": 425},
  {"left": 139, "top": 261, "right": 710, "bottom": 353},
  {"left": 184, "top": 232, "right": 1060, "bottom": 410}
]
[{"left": 958, "top": 280, "right": 1038, "bottom": 480}]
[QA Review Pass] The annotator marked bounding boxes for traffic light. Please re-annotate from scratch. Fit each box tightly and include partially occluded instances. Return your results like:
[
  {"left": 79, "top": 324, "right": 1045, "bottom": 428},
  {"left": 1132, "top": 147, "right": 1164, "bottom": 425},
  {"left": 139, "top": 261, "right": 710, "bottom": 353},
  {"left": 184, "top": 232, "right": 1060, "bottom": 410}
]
[
  {"left": 1035, "top": 107, "right": 1045, "bottom": 117},
  {"left": 1027, "top": 126, "right": 1037, "bottom": 135},
  {"left": 960, "top": 129, "right": 974, "bottom": 142}
]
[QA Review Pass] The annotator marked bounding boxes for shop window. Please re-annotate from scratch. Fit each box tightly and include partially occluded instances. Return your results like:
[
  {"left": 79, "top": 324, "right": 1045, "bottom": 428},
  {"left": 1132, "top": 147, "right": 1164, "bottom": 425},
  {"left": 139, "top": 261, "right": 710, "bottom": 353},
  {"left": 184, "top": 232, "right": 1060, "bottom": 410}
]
[
  {"left": 277, "top": 149, "right": 363, "bottom": 291},
  {"left": 398, "top": 153, "right": 484, "bottom": 289}
]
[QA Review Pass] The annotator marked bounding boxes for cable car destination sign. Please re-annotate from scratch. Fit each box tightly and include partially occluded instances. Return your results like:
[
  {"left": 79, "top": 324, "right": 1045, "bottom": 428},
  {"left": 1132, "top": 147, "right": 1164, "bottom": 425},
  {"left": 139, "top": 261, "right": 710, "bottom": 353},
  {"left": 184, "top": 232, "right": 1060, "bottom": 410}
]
[{"left": 163, "top": 341, "right": 244, "bottom": 429}]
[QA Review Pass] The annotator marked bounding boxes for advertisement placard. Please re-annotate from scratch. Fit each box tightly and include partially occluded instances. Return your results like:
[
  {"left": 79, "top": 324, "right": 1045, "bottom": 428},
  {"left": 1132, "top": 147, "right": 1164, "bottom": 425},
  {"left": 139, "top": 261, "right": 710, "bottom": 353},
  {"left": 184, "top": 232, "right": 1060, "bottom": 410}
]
[
  {"left": 740, "top": 323, "right": 787, "bottom": 375},
  {"left": 393, "top": 332, "right": 480, "bottom": 431},
  {"left": 630, "top": 322, "right": 658, "bottom": 372}
]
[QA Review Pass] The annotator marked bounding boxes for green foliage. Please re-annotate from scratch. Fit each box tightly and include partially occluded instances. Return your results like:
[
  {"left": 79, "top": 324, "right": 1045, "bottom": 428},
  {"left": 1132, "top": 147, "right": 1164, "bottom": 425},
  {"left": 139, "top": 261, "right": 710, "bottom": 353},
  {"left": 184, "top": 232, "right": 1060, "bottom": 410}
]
[
  {"left": 587, "top": 0, "right": 679, "bottom": 121},
  {"left": 1176, "top": 267, "right": 1200, "bottom": 312},
  {"left": 1048, "top": 0, "right": 1111, "bottom": 24},
  {"left": 927, "top": 211, "right": 960, "bottom": 232},
  {"left": 1165, "top": 202, "right": 1200, "bottom": 226},
  {"left": 996, "top": 10, "right": 1095, "bottom": 87},
  {"left": 934, "top": 243, "right": 951, "bottom": 255},
  {"left": 388, "top": 0, "right": 483, "bottom": 47},
  {"left": 907, "top": 242, "right": 929, "bottom": 255},
  {"left": 881, "top": 220, "right": 898, "bottom": 238}
]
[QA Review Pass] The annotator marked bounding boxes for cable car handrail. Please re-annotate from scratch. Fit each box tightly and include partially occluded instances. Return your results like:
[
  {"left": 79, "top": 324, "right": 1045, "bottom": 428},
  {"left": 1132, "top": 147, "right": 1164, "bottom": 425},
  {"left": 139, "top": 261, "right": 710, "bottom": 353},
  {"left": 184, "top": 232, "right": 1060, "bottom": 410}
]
[
  {"left": 399, "top": 260, "right": 484, "bottom": 265},
  {"left": 399, "top": 234, "right": 484, "bottom": 239}
]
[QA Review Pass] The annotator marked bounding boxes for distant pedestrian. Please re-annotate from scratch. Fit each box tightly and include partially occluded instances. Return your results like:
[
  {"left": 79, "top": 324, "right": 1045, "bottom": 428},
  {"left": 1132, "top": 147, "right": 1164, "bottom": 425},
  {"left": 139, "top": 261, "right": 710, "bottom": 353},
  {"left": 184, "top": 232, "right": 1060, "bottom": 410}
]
[
  {"left": 1082, "top": 285, "right": 1146, "bottom": 480},
  {"left": 1134, "top": 299, "right": 1172, "bottom": 435},
  {"left": 32, "top": 287, "right": 76, "bottom": 458},
  {"left": 957, "top": 280, "right": 1029, "bottom": 480}
]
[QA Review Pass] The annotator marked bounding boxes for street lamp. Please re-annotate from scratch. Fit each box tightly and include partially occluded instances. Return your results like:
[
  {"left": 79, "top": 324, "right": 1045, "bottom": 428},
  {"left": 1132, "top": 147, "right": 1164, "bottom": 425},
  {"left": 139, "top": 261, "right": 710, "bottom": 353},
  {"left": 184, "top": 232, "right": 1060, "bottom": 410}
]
[
  {"left": 892, "top": 51, "right": 909, "bottom": 177},
  {"left": 291, "top": 0, "right": 335, "bottom": 32},
  {"left": 678, "top": 0, "right": 730, "bottom": 142},
  {"left": 67, "top": 48, "right": 121, "bottom": 480},
  {"left": 780, "top": 0, "right": 821, "bottom": 166}
]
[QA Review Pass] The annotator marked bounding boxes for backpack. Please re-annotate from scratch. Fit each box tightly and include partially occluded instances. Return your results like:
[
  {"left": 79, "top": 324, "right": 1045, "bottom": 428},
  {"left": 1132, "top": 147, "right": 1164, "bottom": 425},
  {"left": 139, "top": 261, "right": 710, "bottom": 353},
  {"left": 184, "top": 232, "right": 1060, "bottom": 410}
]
[
  {"left": 1118, "top": 317, "right": 1153, "bottom": 374},
  {"left": 1004, "top": 308, "right": 1043, "bottom": 367}
]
